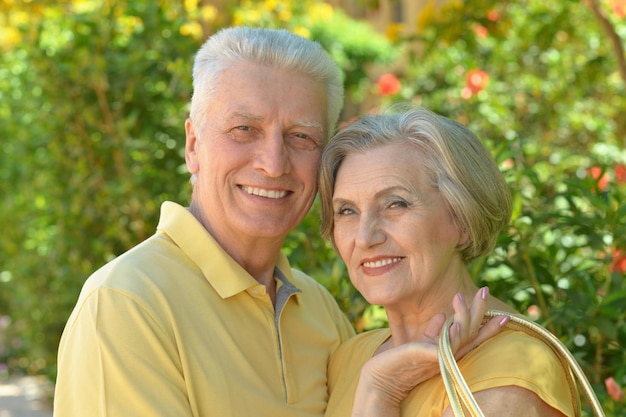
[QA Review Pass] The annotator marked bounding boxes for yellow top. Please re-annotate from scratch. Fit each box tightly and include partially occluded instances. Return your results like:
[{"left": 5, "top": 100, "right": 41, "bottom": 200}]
[
  {"left": 326, "top": 328, "right": 577, "bottom": 417},
  {"left": 55, "top": 201, "right": 355, "bottom": 417}
]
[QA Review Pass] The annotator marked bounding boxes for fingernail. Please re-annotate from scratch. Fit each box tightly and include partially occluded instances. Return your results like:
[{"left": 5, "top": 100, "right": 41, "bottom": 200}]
[
  {"left": 481, "top": 287, "right": 489, "bottom": 300},
  {"left": 499, "top": 316, "right": 510, "bottom": 326},
  {"left": 457, "top": 292, "right": 465, "bottom": 303}
]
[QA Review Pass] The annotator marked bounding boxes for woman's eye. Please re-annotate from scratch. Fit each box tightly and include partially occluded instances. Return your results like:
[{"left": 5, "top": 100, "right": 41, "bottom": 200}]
[
  {"left": 335, "top": 206, "right": 355, "bottom": 216},
  {"left": 388, "top": 199, "right": 409, "bottom": 209}
]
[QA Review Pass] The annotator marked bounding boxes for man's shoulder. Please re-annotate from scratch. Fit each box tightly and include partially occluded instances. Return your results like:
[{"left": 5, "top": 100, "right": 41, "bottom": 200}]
[
  {"left": 288, "top": 268, "right": 333, "bottom": 294},
  {"left": 79, "top": 232, "right": 185, "bottom": 296}
]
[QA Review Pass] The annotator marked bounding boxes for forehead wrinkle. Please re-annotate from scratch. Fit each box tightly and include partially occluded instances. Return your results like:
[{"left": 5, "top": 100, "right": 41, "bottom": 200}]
[{"left": 373, "top": 184, "right": 412, "bottom": 200}]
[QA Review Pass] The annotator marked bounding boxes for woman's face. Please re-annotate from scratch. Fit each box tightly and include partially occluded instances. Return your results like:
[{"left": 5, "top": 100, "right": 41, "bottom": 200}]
[{"left": 332, "top": 143, "right": 467, "bottom": 309}]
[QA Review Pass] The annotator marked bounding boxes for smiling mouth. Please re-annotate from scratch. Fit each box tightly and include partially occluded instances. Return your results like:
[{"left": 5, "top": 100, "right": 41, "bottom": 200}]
[
  {"left": 362, "top": 257, "right": 403, "bottom": 268},
  {"left": 242, "top": 186, "right": 289, "bottom": 199}
]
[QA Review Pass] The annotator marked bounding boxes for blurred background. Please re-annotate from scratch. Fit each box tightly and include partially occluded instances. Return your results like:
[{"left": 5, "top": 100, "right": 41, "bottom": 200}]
[{"left": 1, "top": 0, "right": 625, "bottom": 414}]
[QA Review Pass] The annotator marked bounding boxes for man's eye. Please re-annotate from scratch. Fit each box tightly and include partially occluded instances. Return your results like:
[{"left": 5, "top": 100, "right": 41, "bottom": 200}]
[
  {"left": 288, "top": 133, "right": 321, "bottom": 151},
  {"left": 229, "top": 126, "right": 258, "bottom": 142}
]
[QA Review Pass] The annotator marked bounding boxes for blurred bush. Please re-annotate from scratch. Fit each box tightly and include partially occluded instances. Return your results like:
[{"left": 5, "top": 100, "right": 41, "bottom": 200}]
[{"left": 1, "top": 0, "right": 624, "bottom": 413}]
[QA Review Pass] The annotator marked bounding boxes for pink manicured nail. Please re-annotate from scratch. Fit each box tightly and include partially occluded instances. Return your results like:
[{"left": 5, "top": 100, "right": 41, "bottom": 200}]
[
  {"left": 457, "top": 292, "right": 465, "bottom": 303},
  {"left": 499, "top": 316, "right": 510, "bottom": 326},
  {"left": 481, "top": 287, "right": 489, "bottom": 300}
]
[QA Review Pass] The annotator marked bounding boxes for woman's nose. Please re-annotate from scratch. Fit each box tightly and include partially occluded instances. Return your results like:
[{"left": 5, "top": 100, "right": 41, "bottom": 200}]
[{"left": 355, "top": 214, "right": 385, "bottom": 248}]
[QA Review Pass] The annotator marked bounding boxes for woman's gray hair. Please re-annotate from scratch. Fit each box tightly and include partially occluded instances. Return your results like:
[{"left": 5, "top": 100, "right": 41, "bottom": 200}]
[
  {"left": 189, "top": 26, "right": 344, "bottom": 142},
  {"left": 319, "top": 107, "right": 512, "bottom": 264}
]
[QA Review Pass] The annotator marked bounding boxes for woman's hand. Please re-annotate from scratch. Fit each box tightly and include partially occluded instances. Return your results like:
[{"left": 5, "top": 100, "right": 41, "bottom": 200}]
[{"left": 349, "top": 287, "right": 509, "bottom": 417}]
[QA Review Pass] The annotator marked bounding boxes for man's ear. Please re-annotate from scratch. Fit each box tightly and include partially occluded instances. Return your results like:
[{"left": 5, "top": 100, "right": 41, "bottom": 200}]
[{"left": 185, "top": 118, "right": 200, "bottom": 175}]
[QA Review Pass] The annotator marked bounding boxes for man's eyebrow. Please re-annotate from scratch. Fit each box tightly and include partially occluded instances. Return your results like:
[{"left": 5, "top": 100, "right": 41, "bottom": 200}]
[
  {"left": 293, "top": 120, "right": 324, "bottom": 134},
  {"left": 228, "top": 111, "right": 263, "bottom": 121},
  {"left": 226, "top": 112, "right": 324, "bottom": 136}
]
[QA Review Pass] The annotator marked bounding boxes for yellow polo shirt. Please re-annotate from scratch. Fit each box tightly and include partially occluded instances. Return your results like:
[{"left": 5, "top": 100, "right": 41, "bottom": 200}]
[
  {"left": 54, "top": 201, "right": 355, "bottom": 417},
  {"left": 326, "top": 329, "right": 577, "bottom": 417}
]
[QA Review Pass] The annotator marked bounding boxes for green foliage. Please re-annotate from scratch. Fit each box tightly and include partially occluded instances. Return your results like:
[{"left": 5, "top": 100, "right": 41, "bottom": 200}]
[
  {"left": 1, "top": 0, "right": 625, "bottom": 414},
  {"left": 307, "top": 10, "right": 398, "bottom": 100},
  {"left": 0, "top": 0, "right": 198, "bottom": 378}
]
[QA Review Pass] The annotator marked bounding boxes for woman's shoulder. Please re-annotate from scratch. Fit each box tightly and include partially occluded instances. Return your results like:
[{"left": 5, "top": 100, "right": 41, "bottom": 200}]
[
  {"left": 466, "top": 327, "right": 563, "bottom": 365},
  {"left": 340, "top": 328, "right": 391, "bottom": 350},
  {"left": 459, "top": 327, "right": 577, "bottom": 415},
  {"left": 331, "top": 328, "right": 391, "bottom": 365}
]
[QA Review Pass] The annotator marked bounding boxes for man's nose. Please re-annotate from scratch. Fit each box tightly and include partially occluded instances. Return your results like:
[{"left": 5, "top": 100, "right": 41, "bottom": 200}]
[{"left": 253, "top": 132, "right": 291, "bottom": 177}]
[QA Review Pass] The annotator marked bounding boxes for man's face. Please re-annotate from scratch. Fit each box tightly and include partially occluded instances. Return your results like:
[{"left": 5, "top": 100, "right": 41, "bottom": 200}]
[{"left": 185, "top": 61, "right": 328, "bottom": 251}]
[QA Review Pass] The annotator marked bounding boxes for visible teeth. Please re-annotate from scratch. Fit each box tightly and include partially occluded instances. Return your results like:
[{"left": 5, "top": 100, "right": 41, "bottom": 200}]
[
  {"left": 363, "top": 258, "right": 402, "bottom": 268},
  {"left": 243, "top": 186, "right": 287, "bottom": 199}
]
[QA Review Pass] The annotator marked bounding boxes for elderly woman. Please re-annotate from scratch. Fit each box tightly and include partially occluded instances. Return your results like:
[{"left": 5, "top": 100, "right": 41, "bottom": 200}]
[{"left": 320, "top": 108, "right": 576, "bottom": 417}]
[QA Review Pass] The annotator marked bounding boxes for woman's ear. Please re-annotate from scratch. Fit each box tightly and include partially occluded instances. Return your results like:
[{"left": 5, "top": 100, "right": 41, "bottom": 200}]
[
  {"left": 185, "top": 118, "right": 200, "bottom": 175},
  {"left": 458, "top": 228, "right": 470, "bottom": 247}
]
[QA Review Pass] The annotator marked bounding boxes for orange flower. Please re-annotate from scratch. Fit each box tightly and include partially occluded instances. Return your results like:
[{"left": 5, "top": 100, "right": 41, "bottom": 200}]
[
  {"left": 610, "top": 249, "right": 626, "bottom": 274},
  {"left": 465, "top": 69, "right": 489, "bottom": 94},
  {"left": 605, "top": 376, "right": 624, "bottom": 402},
  {"left": 588, "top": 166, "right": 610, "bottom": 190},
  {"left": 377, "top": 73, "right": 402, "bottom": 96}
]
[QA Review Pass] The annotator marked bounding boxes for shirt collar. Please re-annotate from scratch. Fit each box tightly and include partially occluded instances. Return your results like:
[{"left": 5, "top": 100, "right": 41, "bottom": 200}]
[{"left": 156, "top": 201, "right": 300, "bottom": 300}]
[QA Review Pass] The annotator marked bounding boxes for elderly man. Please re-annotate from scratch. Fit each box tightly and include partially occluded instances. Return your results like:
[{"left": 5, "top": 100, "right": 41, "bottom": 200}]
[{"left": 54, "top": 27, "right": 354, "bottom": 417}]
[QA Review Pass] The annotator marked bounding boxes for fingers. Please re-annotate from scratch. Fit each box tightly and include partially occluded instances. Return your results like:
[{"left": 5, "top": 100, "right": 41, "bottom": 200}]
[
  {"left": 454, "top": 314, "right": 509, "bottom": 358},
  {"left": 423, "top": 313, "right": 446, "bottom": 339},
  {"left": 450, "top": 293, "right": 469, "bottom": 351},
  {"left": 474, "top": 314, "right": 510, "bottom": 346},
  {"left": 469, "top": 287, "right": 489, "bottom": 335},
  {"left": 449, "top": 287, "right": 500, "bottom": 354},
  {"left": 451, "top": 289, "right": 510, "bottom": 359}
]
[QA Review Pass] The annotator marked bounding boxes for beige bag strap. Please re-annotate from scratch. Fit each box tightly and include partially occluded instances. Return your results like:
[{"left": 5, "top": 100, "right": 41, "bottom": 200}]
[{"left": 438, "top": 309, "right": 606, "bottom": 417}]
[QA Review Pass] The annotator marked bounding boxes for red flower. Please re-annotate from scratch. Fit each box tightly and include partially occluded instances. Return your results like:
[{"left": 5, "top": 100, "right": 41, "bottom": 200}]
[
  {"left": 588, "top": 166, "right": 610, "bottom": 190},
  {"left": 500, "top": 158, "right": 514, "bottom": 170},
  {"left": 605, "top": 376, "right": 624, "bottom": 402},
  {"left": 610, "top": 249, "right": 626, "bottom": 274},
  {"left": 487, "top": 10, "right": 500, "bottom": 21},
  {"left": 609, "top": 0, "right": 626, "bottom": 18},
  {"left": 465, "top": 69, "right": 489, "bottom": 94},
  {"left": 615, "top": 164, "right": 626, "bottom": 184},
  {"left": 377, "top": 73, "right": 401, "bottom": 96},
  {"left": 473, "top": 24, "right": 488, "bottom": 38},
  {"left": 526, "top": 305, "right": 540, "bottom": 320}
]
